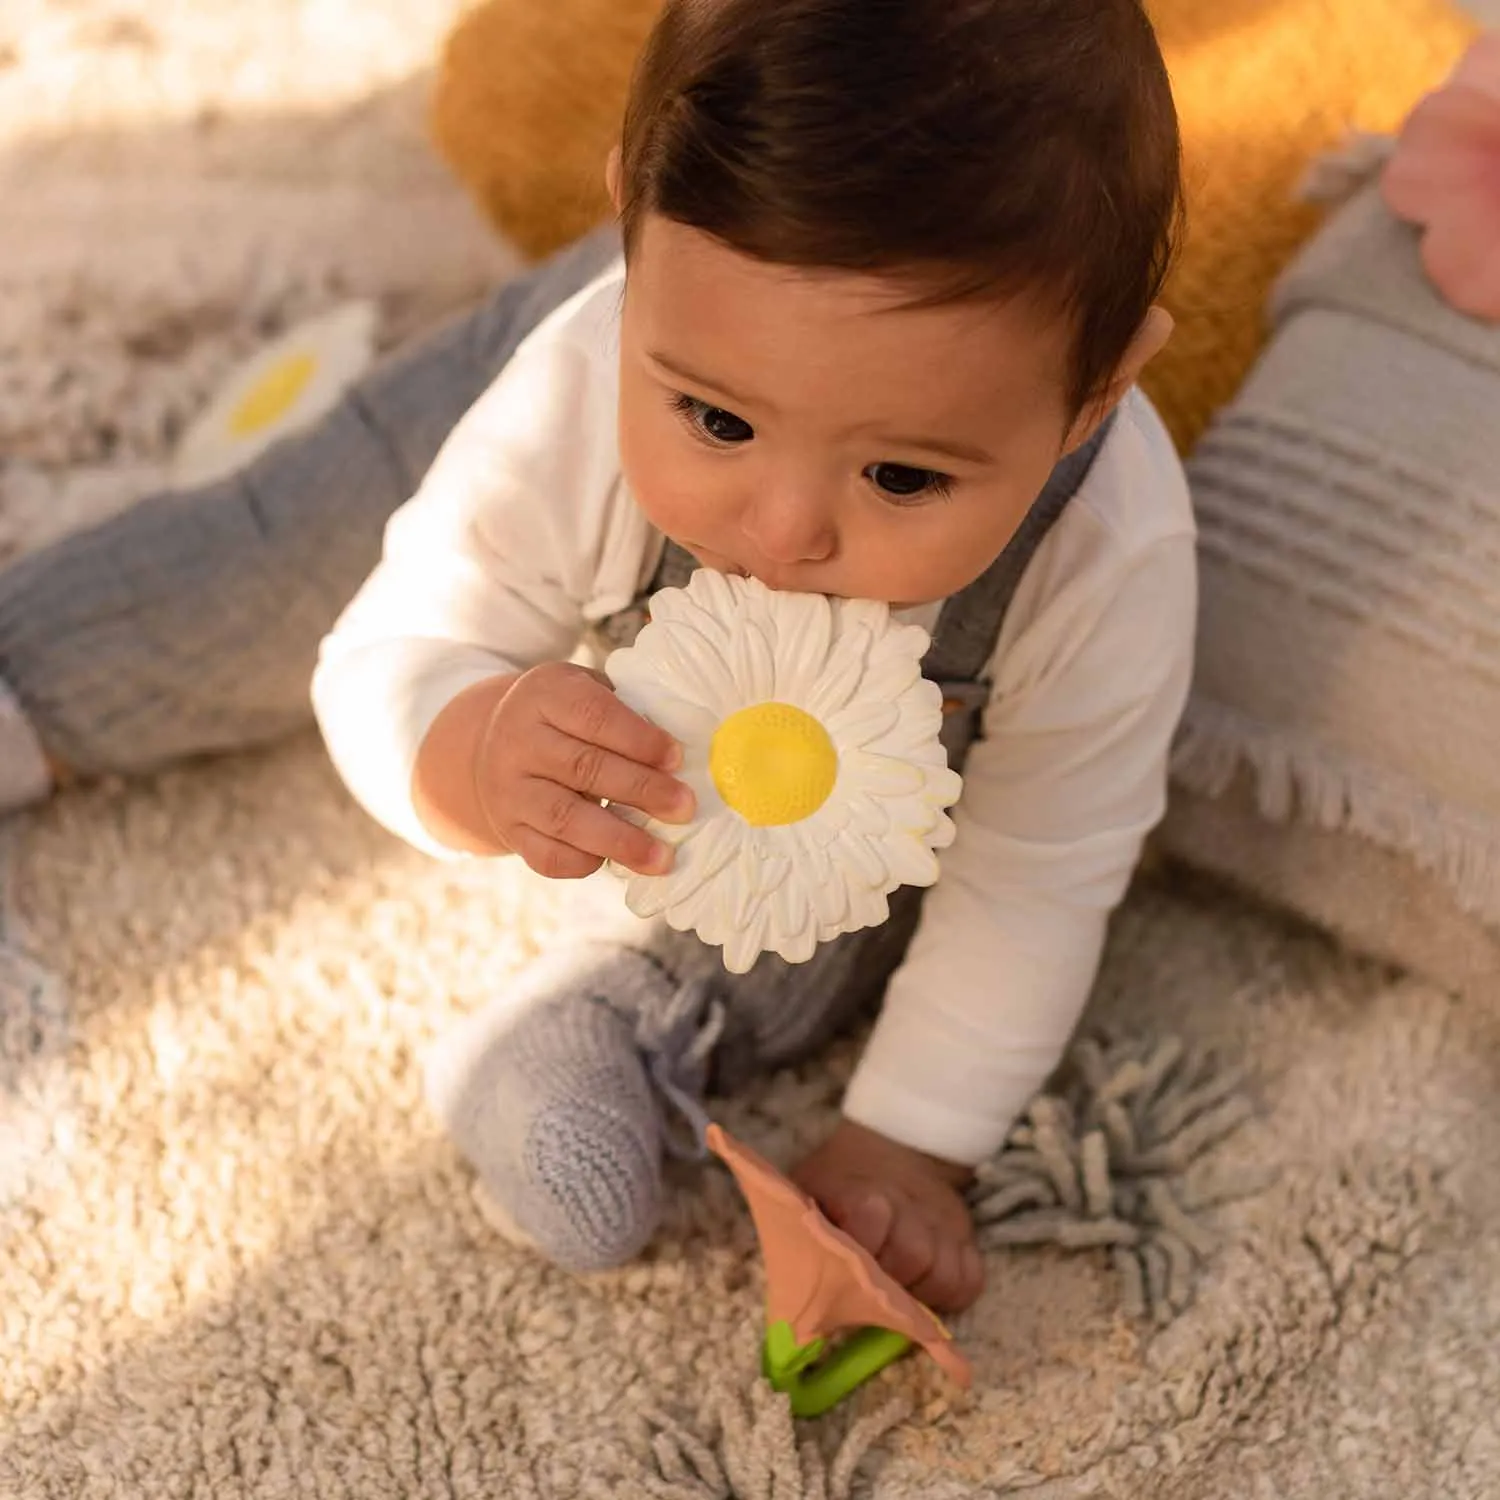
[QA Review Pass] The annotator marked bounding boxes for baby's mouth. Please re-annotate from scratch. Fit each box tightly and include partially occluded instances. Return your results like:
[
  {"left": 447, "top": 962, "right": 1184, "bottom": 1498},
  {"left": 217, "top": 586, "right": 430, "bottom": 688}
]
[{"left": 681, "top": 548, "right": 789, "bottom": 591}]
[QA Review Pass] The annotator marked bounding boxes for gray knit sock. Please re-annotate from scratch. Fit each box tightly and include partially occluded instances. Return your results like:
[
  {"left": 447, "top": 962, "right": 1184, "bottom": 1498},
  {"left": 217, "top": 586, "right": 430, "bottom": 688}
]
[{"left": 423, "top": 943, "right": 710, "bottom": 1273}]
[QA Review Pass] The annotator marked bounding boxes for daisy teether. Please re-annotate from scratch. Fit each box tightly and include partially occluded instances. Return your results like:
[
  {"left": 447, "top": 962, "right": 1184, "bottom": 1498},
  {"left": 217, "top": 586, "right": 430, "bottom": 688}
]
[{"left": 605, "top": 570, "right": 962, "bottom": 973}]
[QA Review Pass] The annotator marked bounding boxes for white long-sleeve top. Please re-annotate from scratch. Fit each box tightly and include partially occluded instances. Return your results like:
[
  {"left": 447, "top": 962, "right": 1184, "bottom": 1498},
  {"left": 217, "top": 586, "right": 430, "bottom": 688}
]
[{"left": 312, "top": 260, "right": 1197, "bottom": 1166}]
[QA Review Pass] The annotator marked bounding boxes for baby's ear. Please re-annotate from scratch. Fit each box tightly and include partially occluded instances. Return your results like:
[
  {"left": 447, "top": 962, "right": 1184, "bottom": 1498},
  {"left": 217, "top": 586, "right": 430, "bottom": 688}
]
[
  {"left": 1063, "top": 305, "right": 1175, "bottom": 452},
  {"left": 605, "top": 147, "right": 624, "bottom": 213}
]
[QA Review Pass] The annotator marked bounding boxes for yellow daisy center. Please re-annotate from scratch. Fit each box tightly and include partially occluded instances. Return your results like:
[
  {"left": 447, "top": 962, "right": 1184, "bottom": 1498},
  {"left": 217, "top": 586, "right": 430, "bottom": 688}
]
[
  {"left": 710, "top": 702, "right": 838, "bottom": 827},
  {"left": 229, "top": 352, "right": 318, "bottom": 437}
]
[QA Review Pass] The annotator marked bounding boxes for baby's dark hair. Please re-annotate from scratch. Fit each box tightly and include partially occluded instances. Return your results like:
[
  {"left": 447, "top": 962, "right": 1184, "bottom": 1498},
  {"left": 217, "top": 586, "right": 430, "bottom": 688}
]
[{"left": 618, "top": 0, "right": 1183, "bottom": 416}]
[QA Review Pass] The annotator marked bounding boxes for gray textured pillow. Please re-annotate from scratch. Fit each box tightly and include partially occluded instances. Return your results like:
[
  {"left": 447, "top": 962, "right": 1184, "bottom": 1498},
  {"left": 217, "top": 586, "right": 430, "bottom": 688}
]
[{"left": 1158, "top": 181, "right": 1500, "bottom": 993}]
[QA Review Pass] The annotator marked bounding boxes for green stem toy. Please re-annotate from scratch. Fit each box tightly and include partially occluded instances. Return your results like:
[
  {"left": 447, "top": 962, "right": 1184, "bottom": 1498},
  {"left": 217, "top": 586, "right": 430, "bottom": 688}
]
[{"left": 707, "top": 1123, "right": 972, "bottom": 1419}]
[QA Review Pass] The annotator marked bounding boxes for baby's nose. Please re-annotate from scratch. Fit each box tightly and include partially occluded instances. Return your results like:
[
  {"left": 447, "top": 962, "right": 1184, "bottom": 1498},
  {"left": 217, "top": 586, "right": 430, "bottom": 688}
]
[{"left": 740, "top": 487, "right": 836, "bottom": 566}]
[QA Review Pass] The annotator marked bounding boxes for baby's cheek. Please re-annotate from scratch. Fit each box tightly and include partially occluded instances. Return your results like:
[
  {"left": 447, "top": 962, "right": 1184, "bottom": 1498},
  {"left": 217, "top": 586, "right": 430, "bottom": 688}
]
[
  {"left": 629, "top": 462, "right": 715, "bottom": 543},
  {"left": 618, "top": 402, "right": 687, "bottom": 522},
  {"left": 923, "top": 484, "right": 1035, "bottom": 592},
  {"left": 857, "top": 506, "right": 1009, "bottom": 605},
  {"left": 625, "top": 438, "right": 738, "bottom": 549}
]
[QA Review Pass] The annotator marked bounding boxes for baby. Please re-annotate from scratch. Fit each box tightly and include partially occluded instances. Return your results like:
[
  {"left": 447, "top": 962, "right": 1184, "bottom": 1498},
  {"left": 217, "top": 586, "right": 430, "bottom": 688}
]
[{"left": 312, "top": 0, "right": 1194, "bottom": 1315}]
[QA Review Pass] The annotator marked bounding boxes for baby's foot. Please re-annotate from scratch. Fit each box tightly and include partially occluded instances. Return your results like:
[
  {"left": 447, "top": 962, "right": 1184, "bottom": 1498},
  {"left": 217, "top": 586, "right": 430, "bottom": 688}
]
[{"left": 423, "top": 945, "right": 681, "bottom": 1272}]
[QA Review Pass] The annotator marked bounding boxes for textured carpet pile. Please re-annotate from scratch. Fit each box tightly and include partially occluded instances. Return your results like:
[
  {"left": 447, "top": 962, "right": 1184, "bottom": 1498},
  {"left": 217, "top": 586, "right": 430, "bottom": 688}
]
[{"left": 5, "top": 5, "right": 1500, "bottom": 1496}]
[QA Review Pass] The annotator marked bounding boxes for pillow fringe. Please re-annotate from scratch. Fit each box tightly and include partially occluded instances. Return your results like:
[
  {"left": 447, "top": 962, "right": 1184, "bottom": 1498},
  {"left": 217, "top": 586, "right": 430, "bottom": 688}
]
[{"left": 1171, "top": 697, "right": 1500, "bottom": 932}]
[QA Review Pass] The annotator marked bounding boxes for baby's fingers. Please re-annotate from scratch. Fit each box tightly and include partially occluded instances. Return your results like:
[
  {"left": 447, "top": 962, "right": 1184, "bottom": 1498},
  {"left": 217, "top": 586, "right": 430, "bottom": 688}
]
[
  {"left": 910, "top": 1237, "right": 986, "bottom": 1315},
  {"left": 518, "top": 778, "right": 673, "bottom": 878},
  {"left": 507, "top": 827, "right": 605, "bottom": 882},
  {"left": 871, "top": 1200, "right": 939, "bottom": 1293},
  {"left": 541, "top": 669, "right": 682, "bottom": 772},
  {"left": 532, "top": 725, "right": 695, "bottom": 824}
]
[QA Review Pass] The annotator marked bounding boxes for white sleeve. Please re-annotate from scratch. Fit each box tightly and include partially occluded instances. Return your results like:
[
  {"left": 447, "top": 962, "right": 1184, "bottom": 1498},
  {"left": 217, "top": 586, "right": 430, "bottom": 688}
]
[
  {"left": 841, "top": 530, "right": 1198, "bottom": 1165},
  {"left": 311, "top": 313, "right": 651, "bottom": 857}
]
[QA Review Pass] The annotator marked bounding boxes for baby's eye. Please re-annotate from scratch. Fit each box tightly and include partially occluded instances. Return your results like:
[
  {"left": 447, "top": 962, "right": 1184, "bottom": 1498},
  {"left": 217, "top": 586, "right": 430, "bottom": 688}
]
[
  {"left": 865, "top": 463, "right": 954, "bottom": 502},
  {"left": 672, "top": 394, "right": 755, "bottom": 446}
]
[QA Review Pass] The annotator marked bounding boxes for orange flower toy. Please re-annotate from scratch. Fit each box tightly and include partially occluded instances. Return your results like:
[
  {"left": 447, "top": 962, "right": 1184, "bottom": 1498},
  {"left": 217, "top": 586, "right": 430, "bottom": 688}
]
[
  {"left": 1382, "top": 31, "right": 1500, "bottom": 321},
  {"left": 707, "top": 1124, "right": 973, "bottom": 1418}
]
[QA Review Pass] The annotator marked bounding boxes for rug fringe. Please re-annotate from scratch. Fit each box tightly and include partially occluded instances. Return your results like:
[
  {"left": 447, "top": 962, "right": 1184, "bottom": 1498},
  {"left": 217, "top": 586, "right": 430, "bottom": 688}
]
[
  {"left": 631, "top": 1369, "right": 913, "bottom": 1500},
  {"left": 1171, "top": 698, "right": 1500, "bottom": 930},
  {"left": 973, "top": 1027, "right": 1268, "bottom": 1325}
]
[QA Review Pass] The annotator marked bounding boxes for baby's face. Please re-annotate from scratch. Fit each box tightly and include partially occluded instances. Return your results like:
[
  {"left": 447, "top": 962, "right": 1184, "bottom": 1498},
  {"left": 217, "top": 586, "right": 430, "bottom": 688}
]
[{"left": 618, "top": 214, "right": 1083, "bottom": 606}]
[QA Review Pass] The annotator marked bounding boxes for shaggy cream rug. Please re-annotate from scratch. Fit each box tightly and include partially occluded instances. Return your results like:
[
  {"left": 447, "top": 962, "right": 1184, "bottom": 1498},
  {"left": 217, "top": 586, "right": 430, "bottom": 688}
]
[{"left": 5, "top": 5, "right": 1500, "bottom": 1497}]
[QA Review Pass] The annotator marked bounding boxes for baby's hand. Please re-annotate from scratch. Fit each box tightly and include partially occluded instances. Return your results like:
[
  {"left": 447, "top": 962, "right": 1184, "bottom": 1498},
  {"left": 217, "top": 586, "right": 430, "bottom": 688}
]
[
  {"left": 790, "top": 1119, "right": 986, "bottom": 1315},
  {"left": 475, "top": 661, "right": 695, "bottom": 879}
]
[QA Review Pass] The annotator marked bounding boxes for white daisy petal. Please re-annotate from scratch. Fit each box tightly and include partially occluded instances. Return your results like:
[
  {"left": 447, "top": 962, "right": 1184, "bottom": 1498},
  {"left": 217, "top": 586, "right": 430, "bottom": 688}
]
[
  {"left": 643, "top": 587, "right": 701, "bottom": 630},
  {"left": 614, "top": 631, "right": 718, "bottom": 721},
  {"left": 866, "top": 718, "right": 947, "bottom": 767},
  {"left": 652, "top": 586, "right": 727, "bottom": 640},
  {"left": 803, "top": 792, "right": 852, "bottom": 839},
  {"left": 624, "top": 865, "right": 676, "bottom": 918},
  {"left": 875, "top": 620, "right": 935, "bottom": 665},
  {"left": 882, "top": 838, "right": 941, "bottom": 888},
  {"left": 672, "top": 877, "right": 726, "bottom": 936},
  {"left": 859, "top": 654, "right": 925, "bottom": 709},
  {"left": 905, "top": 740, "right": 954, "bottom": 772},
  {"left": 753, "top": 852, "right": 793, "bottom": 898},
  {"left": 609, "top": 662, "right": 719, "bottom": 742},
  {"left": 771, "top": 592, "right": 835, "bottom": 699},
  {"left": 810, "top": 879, "right": 849, "bottom": 930},
  {"left": 678, "top": 763, "right": 721, "bottom": 809},
  {"left": 730, "top": 616, "right": 777, "bottom": 706},
  {"left": 723, "top": 903, "right": 771, "bottom": 975},
  {"left": 880, "top": 794, "right": 945, "bottom": 838},
  {"left": 842, "top": 791, "right": 891, "bottom": 839},
  {"left": 657, "top": 632, "right": 736, "bottom": 717},
  {"left": 841, "top": 751, "right": 926, "bottom": 799},
  {"left": 924, "top": 766, "right": 964, "bottom": 807},
  {"left": 805, "top": 623, "right": 873, "bottom": 719},
  {"left": 694, "top": 809, "right": 743, "bottom": 869},
  {"left": 825, "top": 698, "right": 900, "bottom": 751},
  {"left": 771, "top": 876, "right": 803, "bottom": 941},
  {"left": 693, "top": 568, "right": 741, "bottom": 622},
  {"left": 651, "top": 697, "right": 723, "bottom": 750},
  {"left": 837, "top": 597, "right": 891, "bottom": 636},
  {"left": 727, "top": 872, "right": 756, "bottom": 934},
  {"left": 672, "top": 813, "right": 741, "bottom": 890},
  {"left": 843, "top": 884, "right": 890, "bottom": 934},
  {"left": 622, "top": 825, "right": 714, "bottom": 913},
  {"left": 776, "top": 905, "right": 821, "bottom": 965},
  {"left": 730, "top": 843, "right": 777, "bottom": 929},
  {"left": 835, "top": 831, "right": 889, "bottom": 890}
]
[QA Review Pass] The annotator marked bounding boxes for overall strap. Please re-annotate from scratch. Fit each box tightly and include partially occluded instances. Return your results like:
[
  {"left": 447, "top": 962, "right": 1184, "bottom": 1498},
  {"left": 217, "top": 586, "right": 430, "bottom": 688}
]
[{"left": 922, "top": 410, "right": 1116, "bottom": 685}]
